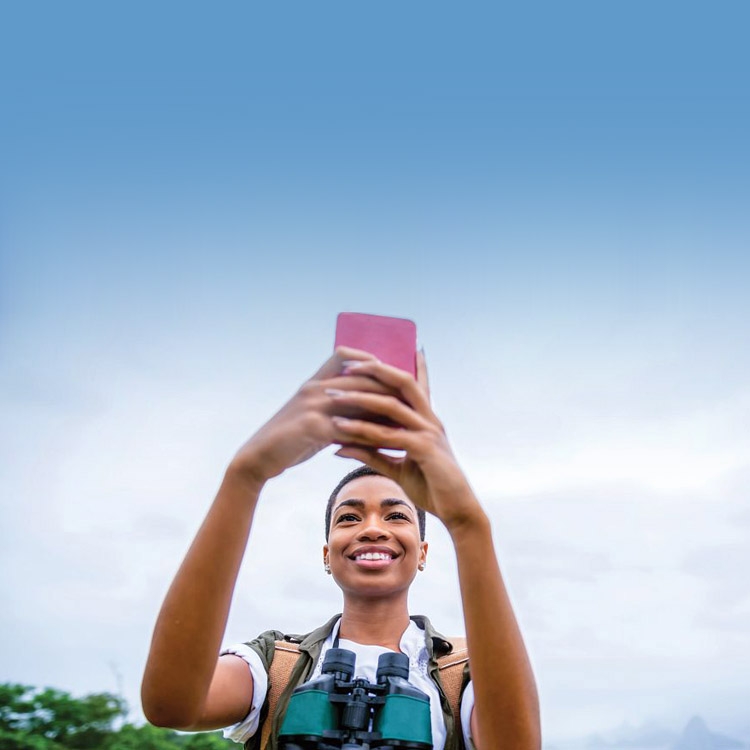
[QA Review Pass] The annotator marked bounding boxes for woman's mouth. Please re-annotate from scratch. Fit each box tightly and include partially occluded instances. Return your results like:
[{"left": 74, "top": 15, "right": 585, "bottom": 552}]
[{"left": 349, "top": 549, "right": 397, "bottom": 569}]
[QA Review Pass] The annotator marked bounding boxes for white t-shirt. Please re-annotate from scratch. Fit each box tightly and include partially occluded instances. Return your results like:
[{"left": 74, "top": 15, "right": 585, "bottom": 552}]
[{"left": 221, "top": 619, "right": 475, "bottom": 750}]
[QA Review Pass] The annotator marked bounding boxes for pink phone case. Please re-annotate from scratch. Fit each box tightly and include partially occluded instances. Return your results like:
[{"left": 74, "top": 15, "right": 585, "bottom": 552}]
[{"left": 334, "top": 313, "right": 417, "bottom": 376}]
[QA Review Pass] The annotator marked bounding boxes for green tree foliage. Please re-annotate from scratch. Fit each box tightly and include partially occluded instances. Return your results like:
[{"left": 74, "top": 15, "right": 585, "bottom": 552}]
[
  {"left": 103, "top": 724, "right": 182, "bottom": 750},
  {"left": 180, "top": 733, "right": 230, "bottom": 750},
  {"left": 0, "top": 685, "right": 230, "bottom": 750},
  {"left": 0, "top": 683, "right": 125, "bottom": 750}
]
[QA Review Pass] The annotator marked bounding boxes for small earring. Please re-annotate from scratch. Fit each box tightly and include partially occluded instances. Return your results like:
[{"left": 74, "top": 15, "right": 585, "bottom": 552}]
[
  {"left": 324, "top": 563, "right": 331, "bottom": 575},
  {"left": 418, "top": 562, "right": 426, "bottom": 571}
]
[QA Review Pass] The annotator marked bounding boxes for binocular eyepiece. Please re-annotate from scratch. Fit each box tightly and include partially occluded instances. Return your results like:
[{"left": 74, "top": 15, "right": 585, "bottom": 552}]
[{"left": 279, "top": 647, "right": 433, "bottom": 750}]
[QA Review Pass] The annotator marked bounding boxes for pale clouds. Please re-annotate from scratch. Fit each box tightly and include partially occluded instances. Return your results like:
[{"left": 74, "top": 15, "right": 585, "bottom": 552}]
[{"left": 1, "top": 323, "right": 748, "bottom": 743}]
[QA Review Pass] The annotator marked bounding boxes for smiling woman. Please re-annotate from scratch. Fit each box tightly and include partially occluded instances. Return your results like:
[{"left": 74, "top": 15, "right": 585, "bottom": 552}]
[
  {"left": 140, "top": 348, "right": 540, "bottom": 750},
  {"left": 325, "top": 468, "right": 427, "bottom": 596}
]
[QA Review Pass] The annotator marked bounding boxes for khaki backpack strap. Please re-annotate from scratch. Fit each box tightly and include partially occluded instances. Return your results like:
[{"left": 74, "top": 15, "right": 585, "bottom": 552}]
[
  {"left": 260, "top": 641, "right": 302, "bottom": 750},
  {"left": 437, "top": 637, "right": 469, "bottom": 734}
]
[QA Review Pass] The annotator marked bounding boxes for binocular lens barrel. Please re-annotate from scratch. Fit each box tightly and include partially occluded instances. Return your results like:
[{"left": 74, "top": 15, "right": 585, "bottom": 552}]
[
  {"left": 375, "top": 651, "right": 410, "bottom": 681},
  {"left": 321, "top": 648, "right": 356, "bottom": 680}
]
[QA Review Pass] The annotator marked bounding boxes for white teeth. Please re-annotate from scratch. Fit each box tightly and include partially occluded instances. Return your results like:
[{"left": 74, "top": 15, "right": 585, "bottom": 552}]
[{"left": 355, "top": 552, "right": 391, "bottom": 561}]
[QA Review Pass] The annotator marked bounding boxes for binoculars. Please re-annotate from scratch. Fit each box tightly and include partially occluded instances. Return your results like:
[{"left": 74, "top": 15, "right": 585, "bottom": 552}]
[{"left": 278, "top": 647, "right": 433, "bottom": 750}]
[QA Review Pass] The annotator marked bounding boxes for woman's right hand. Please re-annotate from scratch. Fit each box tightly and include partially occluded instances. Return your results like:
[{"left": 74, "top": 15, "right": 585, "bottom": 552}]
[
  {"left": 145, "top": 347, "right": 398, "bottom": 731},
  {"left": 228, "top": 347, "right": 393, "bottom": 485}
]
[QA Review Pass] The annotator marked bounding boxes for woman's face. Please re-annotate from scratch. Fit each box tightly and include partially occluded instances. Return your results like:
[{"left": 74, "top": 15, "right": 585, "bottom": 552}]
[{"left": 323, "top": 474, "right": 428, "bottom": 599}]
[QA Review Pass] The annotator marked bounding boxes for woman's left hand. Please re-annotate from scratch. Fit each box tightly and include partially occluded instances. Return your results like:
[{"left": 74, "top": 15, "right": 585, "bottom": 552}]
[
  {"left": 329, "top": 350, "right": 483, "bottom": 533},
  {"left": 331, "top": 350, "right": 541, "bottom": 750}
]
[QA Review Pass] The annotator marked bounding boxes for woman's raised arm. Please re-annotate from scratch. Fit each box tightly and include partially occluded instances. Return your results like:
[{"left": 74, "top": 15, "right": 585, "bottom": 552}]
[
  {"left": 140, "top": 348, "right": 385, "bottom": 730},
  {"left": 324, "top": 354, "right": 541, "bottom": 749}
]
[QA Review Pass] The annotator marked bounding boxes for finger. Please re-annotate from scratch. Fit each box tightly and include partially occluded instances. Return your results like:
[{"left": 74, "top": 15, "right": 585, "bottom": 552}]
[
  {"left": 339, "top": 360, "right": 431, "bottom": 416},
  {"left": 334, "top": 446, "right": 402, "bottom": 477},
  {"left": 332, "top": 416, "right": 417, "bottom": 452},
  {"left": 416, "top": 348, "right": 431, "bottom": 401},
  {"left": 311, "top": 347, "right": 377, "bottom": 380},
  {"left": 320, "top": 373, "right": 401, "bottom": 399},
  {"left": 325, "top": 390, "right": 428, "bottom": 431}
]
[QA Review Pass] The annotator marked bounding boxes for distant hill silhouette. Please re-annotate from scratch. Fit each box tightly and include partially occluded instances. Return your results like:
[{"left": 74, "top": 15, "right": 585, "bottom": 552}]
[
  {"left": 672, "top": 716, "right": 744, "bottom": 750},
  {"left": 579, "top": 716, "right": 746, "bottom": 750},
  {"left": 585, "top": 719, "right": 677, "bottom": 747}
]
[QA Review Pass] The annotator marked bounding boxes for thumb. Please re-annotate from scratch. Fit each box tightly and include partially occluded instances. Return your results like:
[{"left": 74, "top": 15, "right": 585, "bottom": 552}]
[{"left": 416, "top": 347, "right": 431, "bottom": 402}]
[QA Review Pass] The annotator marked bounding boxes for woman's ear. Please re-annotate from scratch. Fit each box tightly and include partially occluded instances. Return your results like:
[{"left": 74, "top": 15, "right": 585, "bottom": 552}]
[
  {"left": 419, "top": 541, "right": 429, "bottom": 568},
  {"left": 322, "top": 544, "right": 329, "bottom": 567}
]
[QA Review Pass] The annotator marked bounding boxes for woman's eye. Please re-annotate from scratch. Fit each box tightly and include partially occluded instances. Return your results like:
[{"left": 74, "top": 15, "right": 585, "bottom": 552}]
[
  {"left": 336, "top": 513, "right": 359, "bottom": 523},
  {"left": 387, "top": 512, "right": 410, "bottom": 521}
]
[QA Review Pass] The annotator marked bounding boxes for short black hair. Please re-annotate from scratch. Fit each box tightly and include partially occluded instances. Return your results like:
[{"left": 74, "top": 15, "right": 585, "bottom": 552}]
[{"left": 325, "top": 464, "right": 426, "bottom": 541}]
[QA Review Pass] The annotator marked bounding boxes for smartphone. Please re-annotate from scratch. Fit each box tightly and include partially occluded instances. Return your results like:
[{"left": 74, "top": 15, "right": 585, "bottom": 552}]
[{"left": 334, "top": 312, "right": 417, "bottom": 377}]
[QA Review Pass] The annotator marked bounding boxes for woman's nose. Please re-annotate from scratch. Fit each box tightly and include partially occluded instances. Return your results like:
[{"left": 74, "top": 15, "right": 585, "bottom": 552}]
[{"left": 358, "top": 517, "right": 390, "bottom": 540}]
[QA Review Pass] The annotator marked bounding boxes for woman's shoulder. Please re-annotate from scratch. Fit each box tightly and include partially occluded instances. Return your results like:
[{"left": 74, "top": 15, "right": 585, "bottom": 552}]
[
  {"left": 242, "top": 614, "right": 343, "bottom": 668},
  {"left": 410, "top": 615, "right": 465, "bottom": 658}
]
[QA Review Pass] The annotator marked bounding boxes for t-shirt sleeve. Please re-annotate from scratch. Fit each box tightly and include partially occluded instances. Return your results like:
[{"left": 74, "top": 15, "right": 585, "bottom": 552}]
[
  {"left": 460, "top": 679, "right": 476, "bottom": 749},
  {"left": 220, "top": 643, "right": 269, "bottom": 743}
]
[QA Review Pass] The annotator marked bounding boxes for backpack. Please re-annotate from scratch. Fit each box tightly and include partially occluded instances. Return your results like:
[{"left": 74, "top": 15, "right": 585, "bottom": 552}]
[{"left": 260, "top": 637, "right": 469, "bottom": 749}]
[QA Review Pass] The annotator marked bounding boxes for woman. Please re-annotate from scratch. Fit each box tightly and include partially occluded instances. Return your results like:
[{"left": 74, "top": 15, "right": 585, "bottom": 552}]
[{"left": 141, "top": 347, "right": 540, "bottom": 749}]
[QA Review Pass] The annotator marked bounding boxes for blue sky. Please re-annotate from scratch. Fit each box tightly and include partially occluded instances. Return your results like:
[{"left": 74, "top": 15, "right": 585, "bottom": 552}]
[{"left": 2, "top": 2, "right": 749, "bottom": 746}]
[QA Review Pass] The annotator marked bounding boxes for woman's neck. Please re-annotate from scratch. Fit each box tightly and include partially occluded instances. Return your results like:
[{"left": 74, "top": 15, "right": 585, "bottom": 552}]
[{"left": 338, "top": 596, "right": 411, "bottom": 652}]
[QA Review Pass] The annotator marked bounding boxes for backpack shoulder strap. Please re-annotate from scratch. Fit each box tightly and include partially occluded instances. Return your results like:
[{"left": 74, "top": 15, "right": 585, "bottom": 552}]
[
  {"left": 260, "top": 641, "right": 302, "bottom": 750},
  {"left": 437, "top": 637, "right": 469, "bottom": 733}
]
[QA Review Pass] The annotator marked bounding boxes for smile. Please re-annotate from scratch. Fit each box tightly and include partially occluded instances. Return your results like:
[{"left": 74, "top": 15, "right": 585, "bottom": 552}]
[
  {"left": 354, "top": 552, "right": 393, "bottom": 561},
  {"left": 346, "top": 547, "right": 399, "bottom": 569}
]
